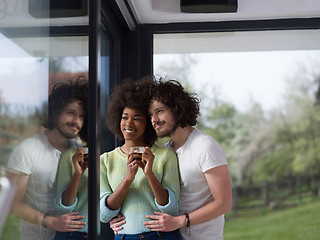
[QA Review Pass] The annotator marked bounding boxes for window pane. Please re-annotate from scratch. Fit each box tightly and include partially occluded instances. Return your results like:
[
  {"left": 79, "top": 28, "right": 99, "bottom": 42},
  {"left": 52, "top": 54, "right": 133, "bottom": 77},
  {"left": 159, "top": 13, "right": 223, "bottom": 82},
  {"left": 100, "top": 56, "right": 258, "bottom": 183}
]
[
  {"left": 154, "top": 30, "right": 320, "bottom": 239},
  {"left": 0, "top": 1, "right": 88, "bottom": 239}
]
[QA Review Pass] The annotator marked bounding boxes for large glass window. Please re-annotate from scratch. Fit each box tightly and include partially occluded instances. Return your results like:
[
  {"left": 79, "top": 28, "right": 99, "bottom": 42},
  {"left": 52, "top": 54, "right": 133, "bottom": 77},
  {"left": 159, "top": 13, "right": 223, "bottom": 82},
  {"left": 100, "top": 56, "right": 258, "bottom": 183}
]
[
  {"left": 0, "top": 1, "right": 89, "bottom": 239},
  {"left": 154, "top": 29, "right": 320, "bottom": 239},
  {"left": 100, "top": 30, "right": 115, "bottom": 239},
  {"left": 100, "top": 31, "right": 113, "bottom": 153}
]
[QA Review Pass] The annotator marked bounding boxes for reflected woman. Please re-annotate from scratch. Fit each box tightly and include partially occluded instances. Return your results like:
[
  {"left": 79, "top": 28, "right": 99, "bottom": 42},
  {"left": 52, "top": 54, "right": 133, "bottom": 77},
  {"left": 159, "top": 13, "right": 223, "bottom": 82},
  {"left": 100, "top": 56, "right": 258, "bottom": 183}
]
[
  {"left": 54, "top": 146, "right": 89, "bottom": 240},
  {"left": 100, "top": 79, "right": 181, "bottom": 240}
]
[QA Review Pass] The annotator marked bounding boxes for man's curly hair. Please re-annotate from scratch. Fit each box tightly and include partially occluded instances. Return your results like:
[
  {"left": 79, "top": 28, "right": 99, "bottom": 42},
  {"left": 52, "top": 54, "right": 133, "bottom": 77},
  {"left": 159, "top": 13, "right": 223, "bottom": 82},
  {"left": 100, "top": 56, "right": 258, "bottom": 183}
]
[
  {"left": 47, "top": 76, "right": 88, "bottom": 143},
  {"left": 106, "top": 79, "right": 157, "bottom": 145},
  {"left": 137, "top": 76, "right": 200, "bottom": 128}
]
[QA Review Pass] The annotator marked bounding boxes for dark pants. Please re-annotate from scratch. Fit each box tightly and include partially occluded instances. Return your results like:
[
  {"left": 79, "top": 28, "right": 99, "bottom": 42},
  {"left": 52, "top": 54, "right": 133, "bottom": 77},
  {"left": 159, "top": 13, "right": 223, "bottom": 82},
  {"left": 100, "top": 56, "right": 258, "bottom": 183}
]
[
  {"left": 54, "top": 231, "right": 88, "bottom": 240},
  {"left": 115, "top": 230, "right": 181, "bottom": 240}
]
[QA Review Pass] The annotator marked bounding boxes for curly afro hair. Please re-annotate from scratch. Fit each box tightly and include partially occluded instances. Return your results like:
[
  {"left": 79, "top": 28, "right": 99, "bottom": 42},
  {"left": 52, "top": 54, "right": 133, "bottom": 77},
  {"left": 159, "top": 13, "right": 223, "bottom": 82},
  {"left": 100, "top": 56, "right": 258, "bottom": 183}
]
[
  {"left": 106, "top": 78, "right": 157, "bottom": 145},
  {"left": 47, "top": 76, "right": 88, "bottom": 143},
  {"left": 137, "top": 76, "right": 200, "bottom": 128}
]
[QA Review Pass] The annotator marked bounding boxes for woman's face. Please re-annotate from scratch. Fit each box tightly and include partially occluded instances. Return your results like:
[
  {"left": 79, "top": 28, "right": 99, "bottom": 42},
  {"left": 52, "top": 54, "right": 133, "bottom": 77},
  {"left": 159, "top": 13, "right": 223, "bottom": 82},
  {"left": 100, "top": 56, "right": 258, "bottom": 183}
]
[{"left": 120, "top": 107, "right": 147, "bottom": 144}]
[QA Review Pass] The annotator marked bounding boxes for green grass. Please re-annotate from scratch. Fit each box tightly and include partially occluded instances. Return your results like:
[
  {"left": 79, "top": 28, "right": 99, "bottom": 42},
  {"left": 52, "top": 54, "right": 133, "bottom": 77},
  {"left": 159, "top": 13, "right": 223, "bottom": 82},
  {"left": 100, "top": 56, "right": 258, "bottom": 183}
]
[
  {"left": 0, "top": 215, "right": 21, "bottom": 240},
  {"left": 2, "top": 198, "right": 319, "bottom": 240},
  {"left": 224, "top": 200, "right": 320, "bottom": 240}
]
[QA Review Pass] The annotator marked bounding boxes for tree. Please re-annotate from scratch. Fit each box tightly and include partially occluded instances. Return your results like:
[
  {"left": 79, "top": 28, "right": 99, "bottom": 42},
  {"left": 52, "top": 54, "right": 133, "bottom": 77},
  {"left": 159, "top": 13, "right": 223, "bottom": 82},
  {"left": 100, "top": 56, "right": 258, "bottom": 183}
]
[{"left": 154, "top": 54, "right": 198, "bottom": 91}]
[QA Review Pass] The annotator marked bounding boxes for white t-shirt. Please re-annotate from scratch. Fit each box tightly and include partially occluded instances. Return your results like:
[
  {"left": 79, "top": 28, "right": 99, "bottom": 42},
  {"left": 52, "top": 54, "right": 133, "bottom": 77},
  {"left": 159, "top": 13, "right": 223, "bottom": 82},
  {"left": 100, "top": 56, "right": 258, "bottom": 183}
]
[
  {"left": 7, "top": 131, "right": 80, "bottom": 240},
  {"left": 166, "top": 128, "right": 227, "bottom": 240}
]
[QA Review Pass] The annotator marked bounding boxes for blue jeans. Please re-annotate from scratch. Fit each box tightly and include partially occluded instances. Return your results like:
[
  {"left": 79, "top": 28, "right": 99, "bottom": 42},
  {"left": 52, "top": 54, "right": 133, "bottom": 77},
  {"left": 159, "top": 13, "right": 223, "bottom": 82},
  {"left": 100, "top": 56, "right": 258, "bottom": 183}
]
[
  {"left": 54, "top": 231, "right": 88, "bottom": 240},
  {"left": 115, "top": 230, "right": 181, "bottom": 240}
]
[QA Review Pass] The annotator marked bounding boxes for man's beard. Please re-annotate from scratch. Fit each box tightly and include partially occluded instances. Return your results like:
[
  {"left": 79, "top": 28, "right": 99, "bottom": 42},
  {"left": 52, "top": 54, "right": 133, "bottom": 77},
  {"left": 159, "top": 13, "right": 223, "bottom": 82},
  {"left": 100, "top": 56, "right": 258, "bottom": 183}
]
[
  {"left": 56, "top": 123, "right": 80, "bottom": 139},
  {"left": 156, "top": 121, "right": 178, "bottom": 138}
]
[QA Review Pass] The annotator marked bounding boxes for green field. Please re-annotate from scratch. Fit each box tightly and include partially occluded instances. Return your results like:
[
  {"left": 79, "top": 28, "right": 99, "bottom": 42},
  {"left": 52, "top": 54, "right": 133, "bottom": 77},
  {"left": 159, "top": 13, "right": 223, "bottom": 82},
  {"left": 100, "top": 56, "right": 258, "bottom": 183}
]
[
  {"left": 224, "top": 200, "right": 320, "bottom": 240},
  {"left": 1, "top": 215, "right": 20, "bottom": 240},
  {"left": 2, "top": 200, "right": 319, "bottom": 240}
]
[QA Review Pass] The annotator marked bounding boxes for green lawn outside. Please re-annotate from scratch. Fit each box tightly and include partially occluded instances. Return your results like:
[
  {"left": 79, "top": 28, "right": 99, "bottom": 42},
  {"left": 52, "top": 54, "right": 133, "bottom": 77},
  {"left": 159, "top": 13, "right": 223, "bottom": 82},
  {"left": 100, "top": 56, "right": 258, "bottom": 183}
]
[
  {"left": 1, "top": 215, "right": 21, "bottom": 240},
  {"left": 2, "top": 199, "right": 319, "bottom": 240},
  {"left": 224, "top": 199, "right": 320, "bottom": 240}
]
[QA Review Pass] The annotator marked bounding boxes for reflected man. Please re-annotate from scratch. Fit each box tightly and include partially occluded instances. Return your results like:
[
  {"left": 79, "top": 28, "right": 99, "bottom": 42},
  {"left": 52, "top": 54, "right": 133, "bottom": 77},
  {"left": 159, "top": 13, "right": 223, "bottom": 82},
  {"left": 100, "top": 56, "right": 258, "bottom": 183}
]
[{"left": 7, "top": 78, "right": 88, "bottom": 240}]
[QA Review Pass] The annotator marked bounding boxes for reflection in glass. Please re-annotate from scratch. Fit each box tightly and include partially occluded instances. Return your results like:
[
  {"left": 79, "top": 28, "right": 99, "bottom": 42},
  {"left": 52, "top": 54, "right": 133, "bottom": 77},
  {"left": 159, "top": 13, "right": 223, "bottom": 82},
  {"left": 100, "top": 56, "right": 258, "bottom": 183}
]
[{"left": 1, "top": 30, "right": 88, "bottom": 240}]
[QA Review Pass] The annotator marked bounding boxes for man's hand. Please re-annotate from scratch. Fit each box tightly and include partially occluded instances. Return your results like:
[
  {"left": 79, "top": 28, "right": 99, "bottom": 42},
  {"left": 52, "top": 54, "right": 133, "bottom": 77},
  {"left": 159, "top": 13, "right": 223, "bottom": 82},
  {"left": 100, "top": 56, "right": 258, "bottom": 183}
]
[
  {"left": 144, "top": 212, "right": 184, "bottom": 232},
  {"left": 46, "top": 212, "right": 86, "bottom": 232},
  {"left": 109, "top": 214, "right": 126, "bottom": 235}
]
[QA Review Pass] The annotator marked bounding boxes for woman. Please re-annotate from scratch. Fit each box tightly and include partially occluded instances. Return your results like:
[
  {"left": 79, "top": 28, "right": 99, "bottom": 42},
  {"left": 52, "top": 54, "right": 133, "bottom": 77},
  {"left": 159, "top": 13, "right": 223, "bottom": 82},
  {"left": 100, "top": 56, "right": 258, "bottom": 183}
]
[
  {"left": 54, "top": 147, "right": 88, "bottom": 240},
  {"left": 100, "top": 79, "right": 181, "bottom": 240}
]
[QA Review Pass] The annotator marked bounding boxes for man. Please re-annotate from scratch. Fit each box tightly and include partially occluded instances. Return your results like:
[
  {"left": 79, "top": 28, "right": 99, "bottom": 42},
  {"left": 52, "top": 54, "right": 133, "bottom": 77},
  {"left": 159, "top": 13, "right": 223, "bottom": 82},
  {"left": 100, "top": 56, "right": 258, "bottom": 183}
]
[
  {"left": 111, "top": 77, "right": 232, "bottom": 240},
  {"left": 7, "top": 78, "right": 88, "bottom": 240}
]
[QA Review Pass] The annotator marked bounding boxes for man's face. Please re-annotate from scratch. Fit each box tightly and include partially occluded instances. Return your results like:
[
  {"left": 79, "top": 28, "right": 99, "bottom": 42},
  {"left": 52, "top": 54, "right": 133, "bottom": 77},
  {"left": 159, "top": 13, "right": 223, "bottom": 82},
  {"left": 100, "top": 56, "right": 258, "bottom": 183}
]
[
  {"left": 148, "top": 100, "right": 177, "bottom": 138},
  {"left": 55, "top": 101, "right": 85, "bottom": 139}
]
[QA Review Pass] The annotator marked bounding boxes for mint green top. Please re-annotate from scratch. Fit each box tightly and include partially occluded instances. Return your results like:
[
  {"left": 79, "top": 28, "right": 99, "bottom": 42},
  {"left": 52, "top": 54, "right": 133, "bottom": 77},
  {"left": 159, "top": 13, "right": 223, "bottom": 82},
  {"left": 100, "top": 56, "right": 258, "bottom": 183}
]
[
  {"left": 100, "top": 145, "right": 180, "bottom": 234},
  {"left": 55, "top": 148, "right": 88, "bottom": 233}
]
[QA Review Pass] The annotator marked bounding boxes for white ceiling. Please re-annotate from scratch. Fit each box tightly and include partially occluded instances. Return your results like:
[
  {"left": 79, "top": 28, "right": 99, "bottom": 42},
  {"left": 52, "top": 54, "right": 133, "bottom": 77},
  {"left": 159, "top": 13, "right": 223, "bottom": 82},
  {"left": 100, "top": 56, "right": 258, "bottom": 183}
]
[
  {"left": 1, "top": 1, "right": 319, "bottom": 28},
  {"left": 128, "top": 0, "right": 320, "bottom": 24}
]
